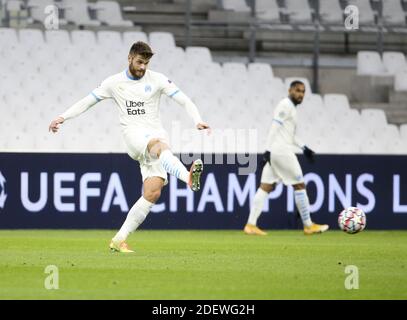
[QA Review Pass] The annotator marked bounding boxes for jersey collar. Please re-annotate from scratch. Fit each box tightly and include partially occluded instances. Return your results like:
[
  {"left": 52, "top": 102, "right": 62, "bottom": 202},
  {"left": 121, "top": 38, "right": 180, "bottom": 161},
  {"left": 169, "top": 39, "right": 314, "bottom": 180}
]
[{"left": 125, "top": 69, "right": 142, "bottom": 80}]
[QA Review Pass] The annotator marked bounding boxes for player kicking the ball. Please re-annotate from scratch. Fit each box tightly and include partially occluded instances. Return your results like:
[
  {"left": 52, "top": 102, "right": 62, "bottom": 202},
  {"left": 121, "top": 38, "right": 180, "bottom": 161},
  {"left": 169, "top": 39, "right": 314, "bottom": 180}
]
[
  {"left": 49, "top": 42, "right": 210, "bottom": 252},
  {"left": 244, "top": 80, "right": 328, "bottom": 236}
]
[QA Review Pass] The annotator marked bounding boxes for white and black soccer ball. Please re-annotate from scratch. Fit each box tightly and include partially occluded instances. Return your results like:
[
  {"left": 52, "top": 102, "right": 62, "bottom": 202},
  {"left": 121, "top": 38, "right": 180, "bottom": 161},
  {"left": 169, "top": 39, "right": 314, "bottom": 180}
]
[{"left": 338, "top": 207, "right": 366, "bottom": 234}]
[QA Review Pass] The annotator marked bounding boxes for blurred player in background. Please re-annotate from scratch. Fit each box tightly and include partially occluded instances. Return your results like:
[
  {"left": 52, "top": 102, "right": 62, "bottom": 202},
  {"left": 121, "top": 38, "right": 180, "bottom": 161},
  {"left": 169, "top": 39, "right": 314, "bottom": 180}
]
[
  {"left": 49, "top": 41, "right": 210, "bottom": 252},
  {"left": 244, "top": 81, "right": 329, "bottom": 236}
]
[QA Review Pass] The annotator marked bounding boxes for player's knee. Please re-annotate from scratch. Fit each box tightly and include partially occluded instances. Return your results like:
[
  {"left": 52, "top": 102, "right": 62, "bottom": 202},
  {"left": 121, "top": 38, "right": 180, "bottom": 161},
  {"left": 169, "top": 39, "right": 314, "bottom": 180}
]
[
  {"left": 144, "top": 188, "right": 162, "bottom": 203},
  {"left": 148, "top": 140, "right": 168, "bottom": 158},
  {"left": 260, "top": 183, "right": 275, "bottom": 193},
  {"left": 293, "top": 183, "right": 306, "bottom": 191}
]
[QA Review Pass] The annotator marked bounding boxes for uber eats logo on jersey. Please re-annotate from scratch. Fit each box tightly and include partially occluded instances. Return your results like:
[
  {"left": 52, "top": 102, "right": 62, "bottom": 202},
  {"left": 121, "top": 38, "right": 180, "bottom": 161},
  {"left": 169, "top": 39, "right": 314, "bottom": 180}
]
[{"left": 126, "top": 100, "right": 146, "bottom": 115}]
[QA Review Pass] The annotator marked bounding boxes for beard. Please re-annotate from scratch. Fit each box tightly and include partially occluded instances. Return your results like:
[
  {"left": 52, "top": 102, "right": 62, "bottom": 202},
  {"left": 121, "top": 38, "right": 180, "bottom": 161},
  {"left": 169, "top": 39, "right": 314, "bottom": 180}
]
[
  {"left": 290, "top": 96, "right": 302, "bottom": 105},
  {"left": 129, "top": 64, "right": 146, "bottom": 78}
]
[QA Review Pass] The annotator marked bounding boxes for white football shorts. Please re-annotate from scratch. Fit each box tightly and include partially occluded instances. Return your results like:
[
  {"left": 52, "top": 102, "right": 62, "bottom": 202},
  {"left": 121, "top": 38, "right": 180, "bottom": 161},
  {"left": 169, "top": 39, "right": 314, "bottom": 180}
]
[
  {"left": 260, "top": 151, "right": 304, "bottom": 185},
  {"left": 122, "top": 127, "right": 170, "bottom": 184}
]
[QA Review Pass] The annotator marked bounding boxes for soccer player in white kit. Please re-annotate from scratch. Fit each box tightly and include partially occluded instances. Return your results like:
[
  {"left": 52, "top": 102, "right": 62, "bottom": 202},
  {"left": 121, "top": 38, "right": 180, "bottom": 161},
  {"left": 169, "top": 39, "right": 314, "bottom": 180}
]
[
  {"left": 244, "top": 81, "right": 329, "bottom": 236},
  {"left": 49, "top": 42, "right": 210, "bottom": 252}
]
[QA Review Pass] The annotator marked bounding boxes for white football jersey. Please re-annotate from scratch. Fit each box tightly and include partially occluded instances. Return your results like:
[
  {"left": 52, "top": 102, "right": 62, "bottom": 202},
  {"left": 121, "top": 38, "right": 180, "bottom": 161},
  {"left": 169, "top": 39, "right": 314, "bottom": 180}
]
[
  {"left": 92, "top": 69, "right": 180, "bottom": 130},
  {"left": 266, "top": 97, "right": 303, "bottom": 152}
]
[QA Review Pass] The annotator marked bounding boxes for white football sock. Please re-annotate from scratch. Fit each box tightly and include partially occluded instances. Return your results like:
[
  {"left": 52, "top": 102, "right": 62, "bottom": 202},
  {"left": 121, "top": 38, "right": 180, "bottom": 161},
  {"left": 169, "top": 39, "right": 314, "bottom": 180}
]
[
  {"left": 113, "top": 196, "right": 154, "bottom": 242},
  {"left": 247, "top": 188, "right": 269, "bottom": 226},
  {"left": 159, "top": 149, "right": 189, "bottom": 184},
  {"left": 294, "top": 189, "right": 312, "bottom": 227}
]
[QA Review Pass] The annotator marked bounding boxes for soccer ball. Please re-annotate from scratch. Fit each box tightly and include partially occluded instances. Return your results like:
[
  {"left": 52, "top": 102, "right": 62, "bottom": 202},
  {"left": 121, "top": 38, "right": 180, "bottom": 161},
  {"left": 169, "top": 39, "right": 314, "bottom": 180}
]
[{"left": 338, "top": 207, "right": 366, "bottom": 234}]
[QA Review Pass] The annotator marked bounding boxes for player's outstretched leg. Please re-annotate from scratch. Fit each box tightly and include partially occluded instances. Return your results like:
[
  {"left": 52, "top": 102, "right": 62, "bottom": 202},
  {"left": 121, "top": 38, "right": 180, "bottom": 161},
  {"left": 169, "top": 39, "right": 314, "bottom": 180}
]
[
  {"left": 158, "top": 147, "right": 203, "bottom": 192},
  {"left": 150, "top": 140, "right": 204, "bottom": 191},
  {"left": 293, "top": 184, "right": 329, "bottom": 235},
  {"left": 110, "top": 196, "right": 154, "bottom": 253}
]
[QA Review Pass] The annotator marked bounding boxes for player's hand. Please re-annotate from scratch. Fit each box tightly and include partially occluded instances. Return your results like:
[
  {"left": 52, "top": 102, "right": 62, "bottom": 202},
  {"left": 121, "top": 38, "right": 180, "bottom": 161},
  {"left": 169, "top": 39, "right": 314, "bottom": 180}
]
[
  {"left": 49, "top": 116, "right": 65, "bottom": 133},
  {"left": 261, "top": 151, "right": 271, "bottom": 167},
  {"left": 196, "top": 122, "right": 211, "bottom": 135},
  {"left": 303, "top": 145, "right": 315, "bottom": 163}
]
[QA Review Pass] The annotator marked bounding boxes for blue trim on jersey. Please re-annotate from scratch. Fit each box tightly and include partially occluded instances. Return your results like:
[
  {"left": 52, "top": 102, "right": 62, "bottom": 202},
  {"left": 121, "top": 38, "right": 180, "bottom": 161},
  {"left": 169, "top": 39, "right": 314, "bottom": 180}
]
[
  {"left": 273, "top": 119, "right": 283, "bottom": 125},
  {"left": 125, "top": 69, "right": 141, "bottom": 80},
  {"left": 91, "top": 92, "right": 101, "bottom": 102},
  {"left": 169, "top": 90, "right": 180, "bottom": 97}
]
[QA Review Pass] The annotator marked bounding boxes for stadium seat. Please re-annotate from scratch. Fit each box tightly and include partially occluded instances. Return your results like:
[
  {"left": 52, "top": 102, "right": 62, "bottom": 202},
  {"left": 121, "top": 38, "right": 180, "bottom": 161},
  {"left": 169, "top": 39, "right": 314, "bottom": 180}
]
[
  {"left": 360, "top": 137, "right": 389, "bottom": 154},
  {"left": 222, "top": 62, "right": 247, "bottom": 78},
  {"left": 255, "top": 0, "right": 280, "bottom": 23},
  {"left": 196, "top": 62, "right": 223, "bottom": 79},
  {"left": 303, "top": 93, "right": 324, "bottom": 110},
  {"left": 95, "top": 1, "right": 133, "bottom": 27},
  {"left": 394, "top": 69, "right": 407, "bottom": 91},
  {"left": 219, "top": 94, "right": 246, "bottom": 114},
  {"left": 1, "top": 26, "right": 405, "bottom": 155},
  {"left": 62, "top": 0, "right": 101, "bottom": 26},
  {"left": 342, "top": 117, "right": 372, "bottom": 142},
  {"left": 5, "top": 0, "right": 23, "bottom": 13},
  {"left": 54, "top": 44, "right": 82, "bottom": 66},
  {"left": 383, "top": 52, "right": 407, "bottom": 75},
  {"left": 285, "top": 0, "right": 313, "bottom": 24},
  {"left": 319, "top": 0, "right": 343, "bottom": 25},
  {"left": 297, "top": 119, "right": 324, "bottom": 141},
  {"left": 97, "top": 30, "right": 122, "bottom": 48},
  {"left": 333, "top": 108, "right": 360, "bottom": 126},
  {"left": 312, "top": 136, "right": 334, "bottom": 154},
  {"left": 26, "top": 0, "right": 54, "bottom": 24},
  {"left": 401, "top": 124, "right": 407, "bottom": 140},
  {"left": 71, "top": 30, "right": 97, "bottom": 46},
  {"left": 374, "top": 124, "right": 401, "bottom": 140},
  {"left": 323, "top": 94, "right": 350, "bottom": 113},
  {"left": 248, "top": 62, "right": 274, "bottom": 81},
  {"left": 347, "top": 0, "right": 376, "bottom": 26},
  {"left": 360, "top": 109, "right": 388, "bottom": 129},
  {"left": 19, "top": 28, "right": 44, "bottom": 47},
  {"left": 149, "top": 32, "right": 176, "bottom": 53},
  {"left": 123, "top": 31, "right": 148, "bottom": 46},
  {"left": 387, "top": 138, "right": 407, "bottom": 154},
  {"left": 0, "top": 73, "right": 23, "bottom": 97},
  {"left": 221, "top": 0, "right": 250, "bottom": 12},
  {"left": 357, "top": 51, "right": 388, "bottom": 76},
  {"left": 162, "top": 47, "right": 187, "bottom": 73},
  {"left": 45, "top": 30, "right": 71, "bottom": 46},
  {"left": 268, "top": 77, "right": 286, "bottom": 101},
  {"left": 0, "top": 28, "right": 18, "bottom": 44},
  {"left": 185, "top": 47, "right": 213, "bottom": 65},
  {"left": 382, "top": 0, "right": 406, "bottom": 26},
  {"left": 330, "top": 137, "right": 361, "bottom": 154}
]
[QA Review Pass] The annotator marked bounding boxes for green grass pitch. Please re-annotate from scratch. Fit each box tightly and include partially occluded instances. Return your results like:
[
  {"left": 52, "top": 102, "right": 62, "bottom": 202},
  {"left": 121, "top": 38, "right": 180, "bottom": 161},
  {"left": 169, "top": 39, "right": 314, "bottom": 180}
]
[{"left": 0, "top": 230, "right": 406, "bottom": 300}]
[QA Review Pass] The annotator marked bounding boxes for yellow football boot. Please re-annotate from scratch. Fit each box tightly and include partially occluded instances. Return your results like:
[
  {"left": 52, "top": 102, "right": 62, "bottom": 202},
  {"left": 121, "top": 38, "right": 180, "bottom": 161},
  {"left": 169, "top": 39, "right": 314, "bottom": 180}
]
[
  {"left": 109, "top": 240, "right": 134, "bottom": 253},
  {"left": 243, "top": 224, "right": 268, "bottom": 236},
  {"left": 304, "top": 223, "right": 329, "bottom": 235}
]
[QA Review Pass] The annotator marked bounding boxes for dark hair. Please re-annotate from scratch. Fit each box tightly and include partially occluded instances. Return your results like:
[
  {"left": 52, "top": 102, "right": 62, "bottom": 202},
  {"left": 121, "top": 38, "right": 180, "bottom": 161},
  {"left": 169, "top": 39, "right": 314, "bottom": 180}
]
[
  {"left": 290, "top": 80, "right": 305, "bottom": 89},
  {"left": 129, "top": 41, "right": 154, "bottom": 59}
]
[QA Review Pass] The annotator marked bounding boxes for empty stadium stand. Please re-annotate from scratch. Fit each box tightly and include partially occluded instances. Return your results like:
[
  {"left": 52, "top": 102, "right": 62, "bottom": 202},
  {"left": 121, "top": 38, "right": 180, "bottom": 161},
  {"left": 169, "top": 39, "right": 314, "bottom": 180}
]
[
  {"left": 1, "top": 25, "right": 406, "bottom": 154},
  {"left": 0, "top": 0, "right": 406, "bottom": 154}
]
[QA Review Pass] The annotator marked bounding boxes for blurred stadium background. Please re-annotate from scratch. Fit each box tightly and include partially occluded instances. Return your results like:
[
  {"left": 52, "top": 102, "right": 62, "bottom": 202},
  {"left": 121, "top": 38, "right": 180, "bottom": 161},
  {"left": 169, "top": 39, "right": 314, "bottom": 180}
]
[
  {"left": 0, "top": 1, "right": 407, "bottom": 229},
  {"left": 1, "top": 0, "right": 407, "bottom": 154}
]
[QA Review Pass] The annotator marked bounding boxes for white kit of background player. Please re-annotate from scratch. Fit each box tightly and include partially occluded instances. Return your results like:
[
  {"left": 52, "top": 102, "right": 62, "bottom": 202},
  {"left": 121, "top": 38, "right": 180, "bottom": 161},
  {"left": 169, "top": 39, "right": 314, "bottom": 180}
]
[
  {"left": 49, "top": 42, "right": 210, "bottom": 253},
  {"left": 244, "top": 81, "right": 329, "bottom": 236}
]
